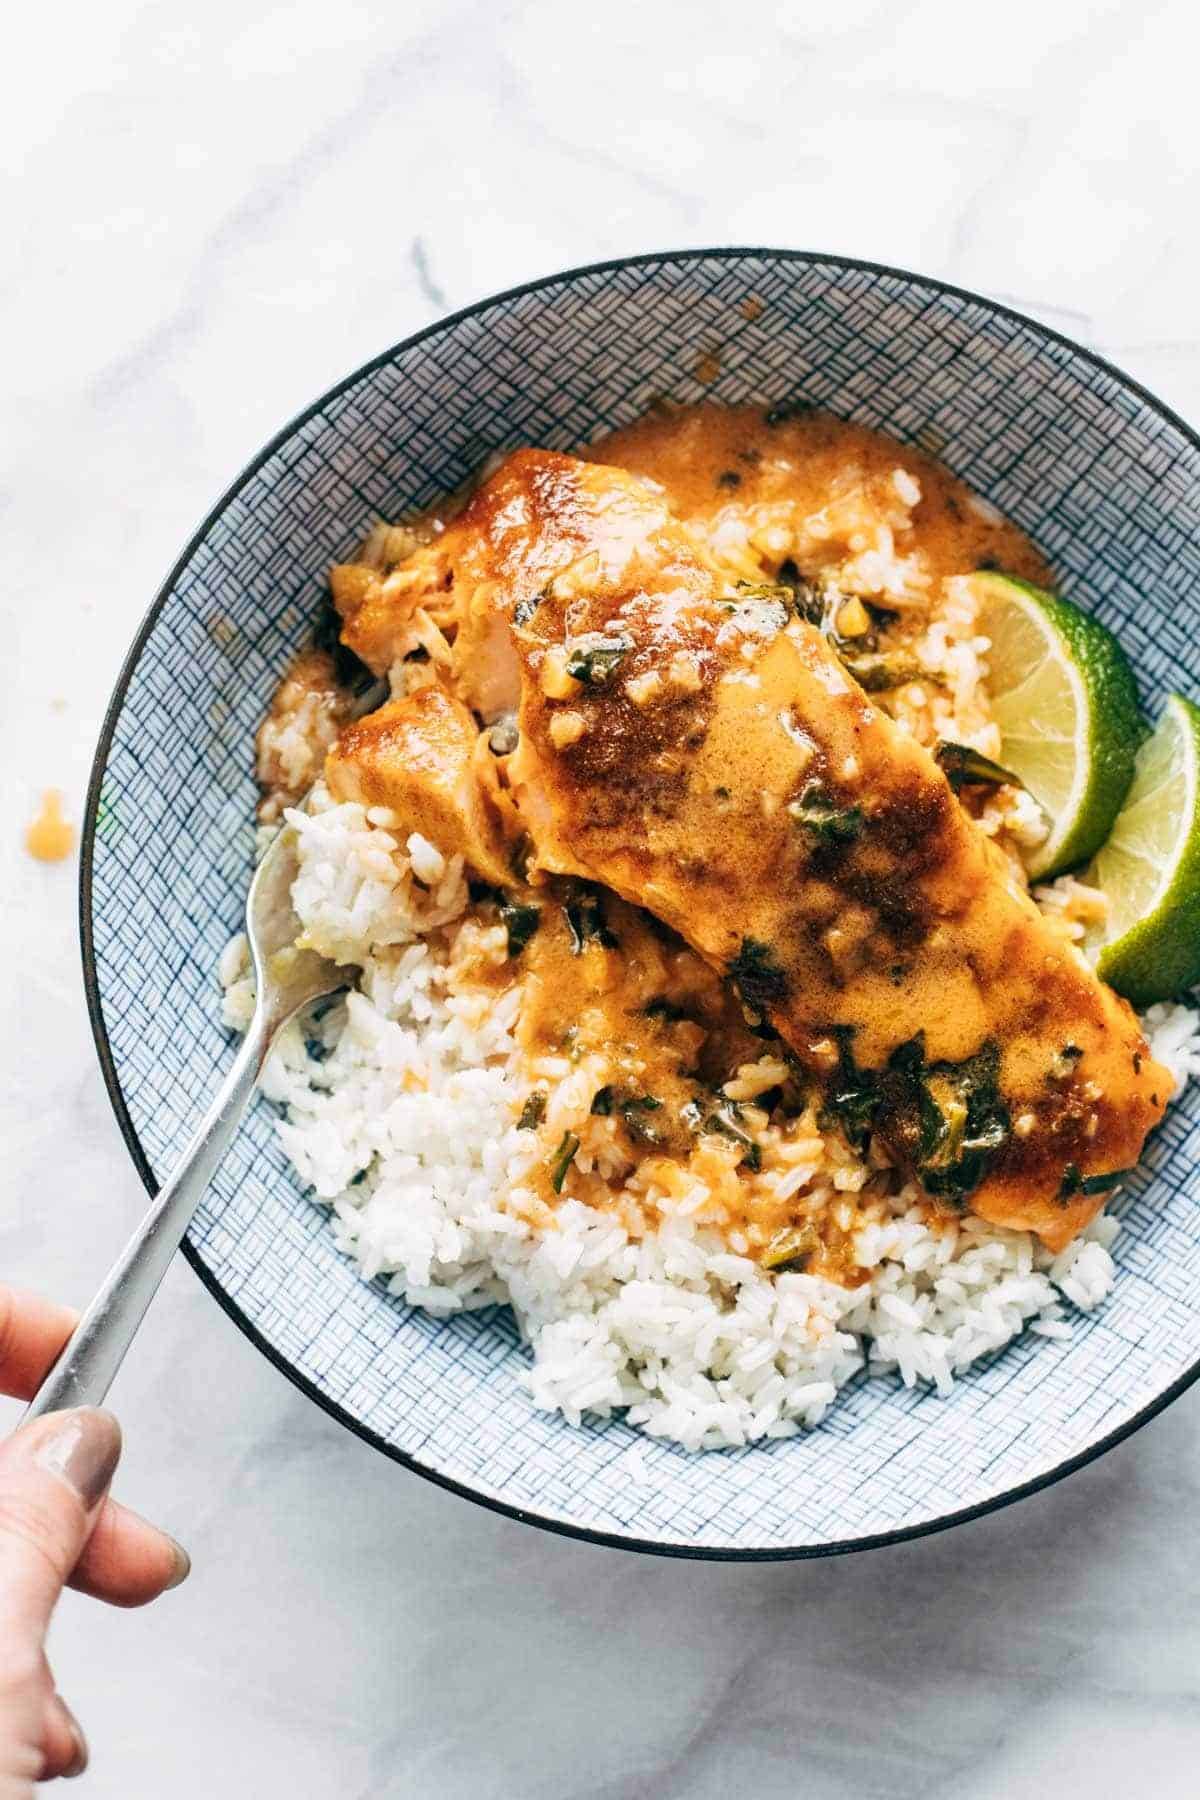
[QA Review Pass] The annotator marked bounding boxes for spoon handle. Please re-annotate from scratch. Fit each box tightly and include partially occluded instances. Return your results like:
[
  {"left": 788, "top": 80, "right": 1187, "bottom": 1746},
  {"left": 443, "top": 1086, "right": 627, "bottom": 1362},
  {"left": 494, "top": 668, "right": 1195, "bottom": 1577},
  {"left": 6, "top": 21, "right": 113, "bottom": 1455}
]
[{"left": 25, "top": 1013, "right": 272, "bottom": 1420}]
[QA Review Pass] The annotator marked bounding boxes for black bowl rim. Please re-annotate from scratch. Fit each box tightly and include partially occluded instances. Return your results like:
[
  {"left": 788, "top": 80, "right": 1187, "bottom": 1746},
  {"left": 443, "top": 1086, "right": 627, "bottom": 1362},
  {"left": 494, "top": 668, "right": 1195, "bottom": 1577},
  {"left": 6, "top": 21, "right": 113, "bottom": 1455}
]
[{"left": 80, "top": 244, "right": 1200, "bottom": 1562}]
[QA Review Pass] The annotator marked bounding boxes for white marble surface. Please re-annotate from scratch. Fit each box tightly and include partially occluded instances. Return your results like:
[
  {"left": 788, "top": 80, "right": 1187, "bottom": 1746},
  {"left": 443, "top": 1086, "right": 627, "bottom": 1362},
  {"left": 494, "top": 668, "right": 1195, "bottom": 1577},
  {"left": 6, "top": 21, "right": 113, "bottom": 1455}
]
[{"left": 6, "top": 0, "right": 1200, "bottom": 1791}]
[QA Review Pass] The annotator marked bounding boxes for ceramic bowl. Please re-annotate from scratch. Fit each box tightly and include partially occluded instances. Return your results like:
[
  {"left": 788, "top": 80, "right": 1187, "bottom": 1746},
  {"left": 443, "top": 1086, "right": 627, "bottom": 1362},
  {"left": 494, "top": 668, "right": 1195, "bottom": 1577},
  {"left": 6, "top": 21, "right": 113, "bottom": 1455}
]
[{"left": 83, "top": 249, "right": 1200, "bottom": 1557}]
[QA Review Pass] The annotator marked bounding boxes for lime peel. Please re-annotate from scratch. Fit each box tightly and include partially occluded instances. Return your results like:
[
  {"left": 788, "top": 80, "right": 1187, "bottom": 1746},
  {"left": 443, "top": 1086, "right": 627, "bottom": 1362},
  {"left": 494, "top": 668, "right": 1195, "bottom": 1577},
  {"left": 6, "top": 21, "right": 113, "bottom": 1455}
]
[
  {"left": 971, "top": 572, "right": 1140, "bottom": 879},
  {"left": 1090, "top": 693, "right": 1200, "bottom": 1008}
]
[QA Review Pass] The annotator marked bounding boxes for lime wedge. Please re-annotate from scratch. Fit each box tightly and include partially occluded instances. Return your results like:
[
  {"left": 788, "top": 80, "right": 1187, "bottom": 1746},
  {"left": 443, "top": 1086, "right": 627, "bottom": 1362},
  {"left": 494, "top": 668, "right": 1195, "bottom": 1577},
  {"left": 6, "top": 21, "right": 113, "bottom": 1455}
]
[
  {"left": 1087, "top": 694, "right": 1200, "bottom": 1006},
  {"left": 970, "top": 572, "right": 1140, "bottom": 879}
]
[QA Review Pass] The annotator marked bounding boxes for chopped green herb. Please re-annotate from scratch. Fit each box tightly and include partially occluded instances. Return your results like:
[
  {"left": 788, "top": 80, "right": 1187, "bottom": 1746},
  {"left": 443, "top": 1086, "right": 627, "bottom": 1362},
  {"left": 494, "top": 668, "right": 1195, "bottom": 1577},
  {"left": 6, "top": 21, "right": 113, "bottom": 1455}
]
[
  {"left": 500, "top": 901, "right": 540, "bottom": 957},
  {"left": 818, "top": 1026, "right": 878, "bottom": 1154},
  {"left": 1087, "top": 1167, "right": 1133, "bottom": 1195},
  {"left": 620, "top": 1093, "right": 664, "bottom": 1145},
  {"left": 936, "top": 741, "right": 1023, "bottom": 793},
  {"left": 549, "top": 1131, "right": 581, "bottom": 1193},
  {"left": 565, "top": 633, "right": 632, "bottom": 685},
  {"left": 728, "top": 938, "right": 788, "bottom": 1013},
  {"left": 517, "top": 1092, "right": 547, "bottom": 1130},
  {"left": 1058, "top": 1163, "right": 1133, "bottom": 1200},
  {"left": 591, "top": 1085, "right": 663, "bottom": 1143},
  {"left": 703, "top": 1101, "right": 762, "bottom": 1171},
  {"left": 917, "top": 1075, "right": 968, "bottom": 1166},
  {"left": 881, "top": 1035, "right": 1010, "bottom": 1206},
  {"left": 840, "top": 652, "right": 923, "bottom": 693},
  {"left": 761, "top": 1224, "right": 820, "bottom": 1272},
  {"left": 774, "top": 560, "right": 827, "bottom": 626},
  {"left": 773, "top": 570, "right": 929, "bottom": 697},
  {"left": 786, "top": 787, "right": 864, "bottom": 846},
  {"left": 563, "top": 886, "right": 618, "bottom": 953},
  {"left": 819, "top": 1028, "right": 1010, "bottom": 1206}
]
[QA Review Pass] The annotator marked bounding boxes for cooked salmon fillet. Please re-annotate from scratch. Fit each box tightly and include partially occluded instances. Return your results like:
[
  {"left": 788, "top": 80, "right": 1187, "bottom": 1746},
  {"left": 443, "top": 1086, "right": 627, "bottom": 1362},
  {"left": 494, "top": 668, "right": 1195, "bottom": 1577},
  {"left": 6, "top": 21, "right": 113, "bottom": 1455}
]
[
  {"left": 325, "top": 679, "right": 516, "bottom": 888},
  {"left": 327, "top": 447, "right": 1170, "bottom": 1251}
]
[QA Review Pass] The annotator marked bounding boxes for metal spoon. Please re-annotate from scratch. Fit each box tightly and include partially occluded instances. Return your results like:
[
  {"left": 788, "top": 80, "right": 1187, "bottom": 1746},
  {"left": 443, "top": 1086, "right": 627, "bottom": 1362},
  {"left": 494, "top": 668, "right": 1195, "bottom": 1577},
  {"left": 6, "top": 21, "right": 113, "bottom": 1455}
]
[{"left": 25, "top": 819, "right": 345, "bottom": 1419}]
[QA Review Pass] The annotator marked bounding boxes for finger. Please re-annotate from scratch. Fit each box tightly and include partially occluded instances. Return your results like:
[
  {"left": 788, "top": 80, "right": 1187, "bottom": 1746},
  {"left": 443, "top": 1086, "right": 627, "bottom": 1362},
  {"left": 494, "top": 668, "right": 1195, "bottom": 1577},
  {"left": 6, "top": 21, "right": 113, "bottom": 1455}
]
[
  {"left": 0, "top": 1288, "right": 78, "bottom": 1400},
  {"left": 68, "top": 1495, "right": 189, "bottom": 1608},
  {"left": 0, "top": 1650, "right": 53, "bottom": 1789},
  {"left": 0, "top": 1409, "right": 120, "bottom": 1644},
  {"left": 39, "top": 1690, "right": 87, "bottom": 1782}
]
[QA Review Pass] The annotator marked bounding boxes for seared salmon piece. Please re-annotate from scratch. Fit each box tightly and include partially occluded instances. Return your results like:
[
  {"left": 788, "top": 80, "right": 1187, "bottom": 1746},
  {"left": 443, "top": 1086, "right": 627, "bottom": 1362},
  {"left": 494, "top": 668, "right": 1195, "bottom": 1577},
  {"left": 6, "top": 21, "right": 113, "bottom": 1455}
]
[
  {"left": 326, "top": 680, "right": 516, "bottom": 888},
  {"left": 330, "top": 447, "right": 1169, "bottom": 1250}
]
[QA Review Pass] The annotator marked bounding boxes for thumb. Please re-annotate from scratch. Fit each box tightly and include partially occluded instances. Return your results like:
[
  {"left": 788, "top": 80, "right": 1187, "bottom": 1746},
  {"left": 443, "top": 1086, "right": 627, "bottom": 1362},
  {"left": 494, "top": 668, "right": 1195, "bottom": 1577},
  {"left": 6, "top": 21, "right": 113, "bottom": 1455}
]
[{"left": 0, "top": 1410, "right": 122, "bottom": 1647}]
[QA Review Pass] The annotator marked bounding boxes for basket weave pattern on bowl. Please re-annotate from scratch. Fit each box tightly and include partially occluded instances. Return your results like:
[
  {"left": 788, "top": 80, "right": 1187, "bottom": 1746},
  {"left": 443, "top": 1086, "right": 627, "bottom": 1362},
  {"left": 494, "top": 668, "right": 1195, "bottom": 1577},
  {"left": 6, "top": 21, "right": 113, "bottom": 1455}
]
[{"left": 85, "top": 250, "right": 1200, "bottom": 1556}]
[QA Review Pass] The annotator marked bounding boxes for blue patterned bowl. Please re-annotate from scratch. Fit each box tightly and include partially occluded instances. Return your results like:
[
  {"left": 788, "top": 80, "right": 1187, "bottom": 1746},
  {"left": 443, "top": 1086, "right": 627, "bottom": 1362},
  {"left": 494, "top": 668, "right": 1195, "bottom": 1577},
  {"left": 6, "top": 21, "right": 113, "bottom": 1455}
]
[{"left": 83, "top": 250, "right": 1200, "bottom": 1557}]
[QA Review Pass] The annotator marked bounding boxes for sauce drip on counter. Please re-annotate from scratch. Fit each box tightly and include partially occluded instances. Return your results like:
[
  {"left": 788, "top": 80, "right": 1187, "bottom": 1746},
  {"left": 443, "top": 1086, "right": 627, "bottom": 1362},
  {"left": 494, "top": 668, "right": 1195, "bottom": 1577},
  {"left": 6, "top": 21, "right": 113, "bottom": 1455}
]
[{"left": 25, "top": 789, "right": 74, "bottom": 862}]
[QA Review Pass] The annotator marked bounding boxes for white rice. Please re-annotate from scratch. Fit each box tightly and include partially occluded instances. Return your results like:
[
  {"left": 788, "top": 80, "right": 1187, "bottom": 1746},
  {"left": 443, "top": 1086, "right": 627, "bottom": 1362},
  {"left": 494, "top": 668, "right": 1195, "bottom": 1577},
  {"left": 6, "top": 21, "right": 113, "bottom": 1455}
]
[{"left": 221, "top": 794, "right": 1200, "bottom": 1451}]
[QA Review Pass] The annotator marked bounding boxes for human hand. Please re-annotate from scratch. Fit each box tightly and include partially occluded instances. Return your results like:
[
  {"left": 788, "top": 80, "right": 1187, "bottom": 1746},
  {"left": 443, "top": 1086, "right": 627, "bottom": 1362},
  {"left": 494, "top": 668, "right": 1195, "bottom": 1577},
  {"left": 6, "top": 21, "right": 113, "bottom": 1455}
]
[{"left": 0, "top": 1288, "right": 189, "bottom": 1789}]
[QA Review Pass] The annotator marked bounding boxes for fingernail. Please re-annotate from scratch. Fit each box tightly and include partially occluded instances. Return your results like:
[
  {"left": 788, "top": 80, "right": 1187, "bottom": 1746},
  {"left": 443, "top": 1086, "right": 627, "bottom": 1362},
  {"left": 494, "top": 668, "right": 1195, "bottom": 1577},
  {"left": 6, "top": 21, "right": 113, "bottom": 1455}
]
[
  {"left": 32, "top": 1409, "right": 122, "bottom": 1511},
  {"left": 164, "top": 1536, "right": 191, "bottom": 1590},
  {"left": 60, "top": 1701, "right": 89, "bottom": 1779}
]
